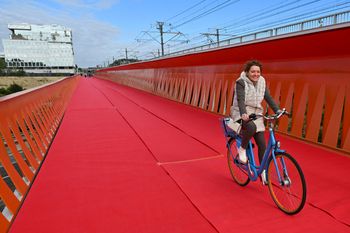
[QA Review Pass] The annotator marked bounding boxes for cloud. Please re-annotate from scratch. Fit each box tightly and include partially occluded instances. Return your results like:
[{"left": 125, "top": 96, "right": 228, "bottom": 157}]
[
  {"left": 0, "top": 0, "right": 123, "bottom": 67},
  {"left": 53, "top": 0, "right": 120, "bottom": 10}
]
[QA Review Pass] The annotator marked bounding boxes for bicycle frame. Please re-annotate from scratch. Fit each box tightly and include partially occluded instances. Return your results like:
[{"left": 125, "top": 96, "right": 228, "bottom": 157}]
[
  {"left": 224, "top": 119, "right": 286, "bottom": 183},
  {"left": 222, "top": 111, "right": 307, "bottom": 214}
]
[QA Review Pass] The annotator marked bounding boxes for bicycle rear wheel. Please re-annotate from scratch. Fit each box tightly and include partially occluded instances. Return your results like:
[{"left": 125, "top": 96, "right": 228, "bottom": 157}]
[
  {"left": 267, "top": 152, "right": 306, "bottom": 215},
  {"left": 227, "top": 140, "right": 250, "bottom": 186}
]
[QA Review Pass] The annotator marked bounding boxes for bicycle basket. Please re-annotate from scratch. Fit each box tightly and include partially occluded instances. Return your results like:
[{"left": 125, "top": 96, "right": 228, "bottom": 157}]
[{"left": 221, "top": 118, "right": 239, "bottom": 138}]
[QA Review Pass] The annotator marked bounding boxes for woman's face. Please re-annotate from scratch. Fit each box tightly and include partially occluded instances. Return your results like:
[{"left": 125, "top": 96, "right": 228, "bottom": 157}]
[{"left": 247, "top": 65, "right": 261, "bottom": 82}]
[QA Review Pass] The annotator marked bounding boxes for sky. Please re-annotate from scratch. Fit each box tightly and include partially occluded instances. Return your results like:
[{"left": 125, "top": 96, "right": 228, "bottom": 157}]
[{"left": 0, "top": 0, "right": 349, "bottom": 68}]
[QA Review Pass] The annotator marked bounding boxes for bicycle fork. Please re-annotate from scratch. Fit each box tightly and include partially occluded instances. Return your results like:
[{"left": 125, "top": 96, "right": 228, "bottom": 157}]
[{"left": 271, "top": 151, "right": 291, "bottom": 187}]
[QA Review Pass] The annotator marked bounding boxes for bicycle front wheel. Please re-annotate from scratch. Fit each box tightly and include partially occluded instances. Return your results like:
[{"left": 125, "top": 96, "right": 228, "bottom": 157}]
[
  {"left": 227, "top": 140, "right": 250, "bottom": 186},
  {"left": 267, "top": 152, "right": 306, "bottom": 215}
]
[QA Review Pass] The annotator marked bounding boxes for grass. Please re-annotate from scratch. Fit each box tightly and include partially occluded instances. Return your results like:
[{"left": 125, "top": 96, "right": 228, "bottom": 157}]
[{"left": 0, "top": 76, "right": 63, "bottom": 90}]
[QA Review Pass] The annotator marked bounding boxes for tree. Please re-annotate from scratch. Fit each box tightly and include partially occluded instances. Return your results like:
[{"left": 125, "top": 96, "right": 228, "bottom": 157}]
[
  {"left": 109, "top": 58, "right": 139, "bottom": 67},
  {"left": 0, "top": 57, "right": 6, "bottom": 69},
  {"left": 0, "top": 83, "right": 24, "bottom": 96},
  {"left": 0, "top": 87, "right": 9, "bottom": 96},
  {"left": 0, "top": 57, "right": 6, "bottom": 75},
  {"left": 7, "top": 83, "right": 24, "bottom": 93}
]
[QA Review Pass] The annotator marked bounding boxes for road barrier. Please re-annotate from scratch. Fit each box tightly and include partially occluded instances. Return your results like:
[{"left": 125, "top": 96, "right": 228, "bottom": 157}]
[
  {"left": 96, "top": 24, "right": 350, "bottom": 154},
  {"left": 0, "top": 76, "right": 78, "bottom": 232}
]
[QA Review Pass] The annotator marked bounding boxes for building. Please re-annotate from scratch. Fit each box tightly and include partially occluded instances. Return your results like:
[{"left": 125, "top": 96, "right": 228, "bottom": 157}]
[{"left": 2, "top": 23, "right": 75, "bottom": 74}]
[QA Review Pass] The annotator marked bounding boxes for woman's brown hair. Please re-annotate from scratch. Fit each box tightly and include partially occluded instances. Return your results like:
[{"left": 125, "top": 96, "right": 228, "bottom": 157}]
[{"left": 243, "top": 60, "right": 262, "bottom": 73}]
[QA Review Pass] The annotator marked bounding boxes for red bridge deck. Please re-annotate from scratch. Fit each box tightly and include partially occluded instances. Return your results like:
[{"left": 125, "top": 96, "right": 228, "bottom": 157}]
[{"left": 9, "top": 78, "right": 350, "bottom": 232}]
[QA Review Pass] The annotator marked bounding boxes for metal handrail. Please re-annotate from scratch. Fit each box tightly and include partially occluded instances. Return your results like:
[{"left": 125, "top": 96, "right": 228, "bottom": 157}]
[
  {"left": 0, "top": 76, "right": 79, "bottom": 232},
  {"left": 156, "top": 10, "right": 350, "bottom": 59}
]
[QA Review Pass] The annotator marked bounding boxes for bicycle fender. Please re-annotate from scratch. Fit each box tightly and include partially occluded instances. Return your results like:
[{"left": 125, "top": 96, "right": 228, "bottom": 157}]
[{"left": 275, "top": 148, "right": 286, "bottom": 153}]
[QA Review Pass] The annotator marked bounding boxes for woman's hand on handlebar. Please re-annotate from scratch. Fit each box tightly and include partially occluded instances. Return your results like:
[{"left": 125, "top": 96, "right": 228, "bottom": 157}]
[
  {"left": 277, "top": 108, "right": 290, "bottom": 117},
  {"left": 241, "top": 113, "right": 249, "bottom": 121},
  {"left": 240, "top": 108, "right": 290, "bottom": 122},
  {"left": 265, "top": 108, "right": 290, "bottom": 120}
]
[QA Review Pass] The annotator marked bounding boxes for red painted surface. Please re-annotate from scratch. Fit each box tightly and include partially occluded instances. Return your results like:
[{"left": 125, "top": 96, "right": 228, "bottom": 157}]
[
  {"left": 8, "top": 79, "right": 350, "bottom": 232},
  {"left": 0, "top": 77, "right": 79, "bottom": 232},
  {"left": 96, "top": 25, "right": 350, "bottom": 153}
]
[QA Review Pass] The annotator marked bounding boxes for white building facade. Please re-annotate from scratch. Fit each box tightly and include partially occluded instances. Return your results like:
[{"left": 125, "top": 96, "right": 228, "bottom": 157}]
[{"left": 2, "top": 24, "right": 75, "bottom": 74}]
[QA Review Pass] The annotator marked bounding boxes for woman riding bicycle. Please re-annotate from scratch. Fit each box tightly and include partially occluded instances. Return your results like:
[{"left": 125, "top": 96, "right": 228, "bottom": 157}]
[{"left": 230, "top": 60, "right": 281, "bottom": 170}]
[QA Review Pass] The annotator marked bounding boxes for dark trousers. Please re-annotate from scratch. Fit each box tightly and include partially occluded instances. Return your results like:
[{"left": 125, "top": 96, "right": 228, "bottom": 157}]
[{"left": 240, "top": 121, "right": 266, "bottom": 164}]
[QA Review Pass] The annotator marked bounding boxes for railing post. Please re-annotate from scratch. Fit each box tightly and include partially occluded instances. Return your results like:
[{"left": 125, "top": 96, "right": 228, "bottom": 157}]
[{"left": 0, "top": 76, "right": 79, "bottom": 232}]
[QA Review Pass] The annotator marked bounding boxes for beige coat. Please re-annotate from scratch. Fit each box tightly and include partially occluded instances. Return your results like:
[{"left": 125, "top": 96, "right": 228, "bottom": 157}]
[{"left": 229, "top": 71, "right": 266, "bottom": 133}]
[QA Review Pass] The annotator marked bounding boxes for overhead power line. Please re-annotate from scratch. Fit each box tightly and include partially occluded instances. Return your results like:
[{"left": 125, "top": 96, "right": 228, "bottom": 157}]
[
  {"left": 114, "top": 0, "right": 349, "bottom": 61},
  {"left": 225, "top": 2, "right": 350, "bottom": 36},
  {"left": 218, "top": 0, "right": 303, "bottom": 30},
  {"left": 171, "top": 0, "right": 240, "bottom": 29},
  {"left": 170, "top": 0, "right": 224, "bottom": 25},
  {"left": 200, "top": 28, "right": 233, "bottom": 46},
  {"left": 224, "top": 0, "right": 350, "bottom": 34},
  {"left": 164, "top": 0, "right": 208, "bottom": 22},
  {"left": 222, "top": 0, "right": 322, "bottom": 32},
  {"left": 136, "top": 22, "right": 188, "bottom": 56}
]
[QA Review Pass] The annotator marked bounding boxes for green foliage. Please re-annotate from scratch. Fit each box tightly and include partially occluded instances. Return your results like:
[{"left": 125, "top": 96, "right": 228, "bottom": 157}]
[
  {"left": 0, "top": 61, "right": 26, "bottom": 76},
  {"left": 0, "top": 83, "right": 24, "bottom": 97},
  {"left": 0, "top": 87, "right": 9, "bottom": 96},
  {"left": 13, "top": 69, "right": 26, "bottom": 76},
  {"left": 0, "top": 69, "right": 26, "bottom": 77},
  {"left": 0, "top": 58, "right": 6, "bottom": 69},
  {"left": 109, "top": 58, "right": 139, "bottom": 67},
  {"left": 8, "top": 83, "right": 24, "bottom": 93},
  {"left": 0, "top": 58, "right": 6, "bottom": 75}
]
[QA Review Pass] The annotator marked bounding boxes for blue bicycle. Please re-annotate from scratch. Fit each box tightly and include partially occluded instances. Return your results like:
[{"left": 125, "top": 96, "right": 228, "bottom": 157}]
[{"left": 221, "top": 109, "right": 307, "bottom": 214}]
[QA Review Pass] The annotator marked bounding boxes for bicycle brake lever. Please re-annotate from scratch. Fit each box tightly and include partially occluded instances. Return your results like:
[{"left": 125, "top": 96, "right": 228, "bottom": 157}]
[
  {"left": 281, "top": 108, "right": 291, "bottom": 116},
  {"left": 249, "top": 113, "right": 257, "bottom": 120}
]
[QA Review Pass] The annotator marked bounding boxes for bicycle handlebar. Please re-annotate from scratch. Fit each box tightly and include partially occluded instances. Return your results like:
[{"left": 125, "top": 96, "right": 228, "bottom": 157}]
[{"left": 249, "top": 108, "right": 290, "bottom": 121}]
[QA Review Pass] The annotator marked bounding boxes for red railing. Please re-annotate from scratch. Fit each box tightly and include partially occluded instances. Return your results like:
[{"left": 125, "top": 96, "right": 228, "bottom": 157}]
[
  {"left": 0, "top": 77, "right": 79, "bottom": 232},
  {"left": 96, "top": 24, "right": 350, "bottom": 154}
]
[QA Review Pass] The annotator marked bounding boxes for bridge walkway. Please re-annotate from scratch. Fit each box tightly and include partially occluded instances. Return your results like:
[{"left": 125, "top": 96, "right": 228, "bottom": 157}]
[{"left": 9, "top": 78, "right": 350, "bottom": 232}]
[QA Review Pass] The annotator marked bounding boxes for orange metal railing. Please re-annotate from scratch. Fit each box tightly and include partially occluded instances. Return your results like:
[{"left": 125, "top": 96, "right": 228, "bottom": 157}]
[
  {"left": 96, "top": 25, "right": 350, "bottom": 154},
  {"left": 0, "top": 76, "right": 78, "bottom": 232}
]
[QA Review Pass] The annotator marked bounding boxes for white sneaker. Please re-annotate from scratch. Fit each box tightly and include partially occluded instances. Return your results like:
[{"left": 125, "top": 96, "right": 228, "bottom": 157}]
[
  {"left": 238, "top": 147, "right": 247, "bottom": 163},
  {"left": 261, "top": 170, "right": 267, "bottom": 185}
]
